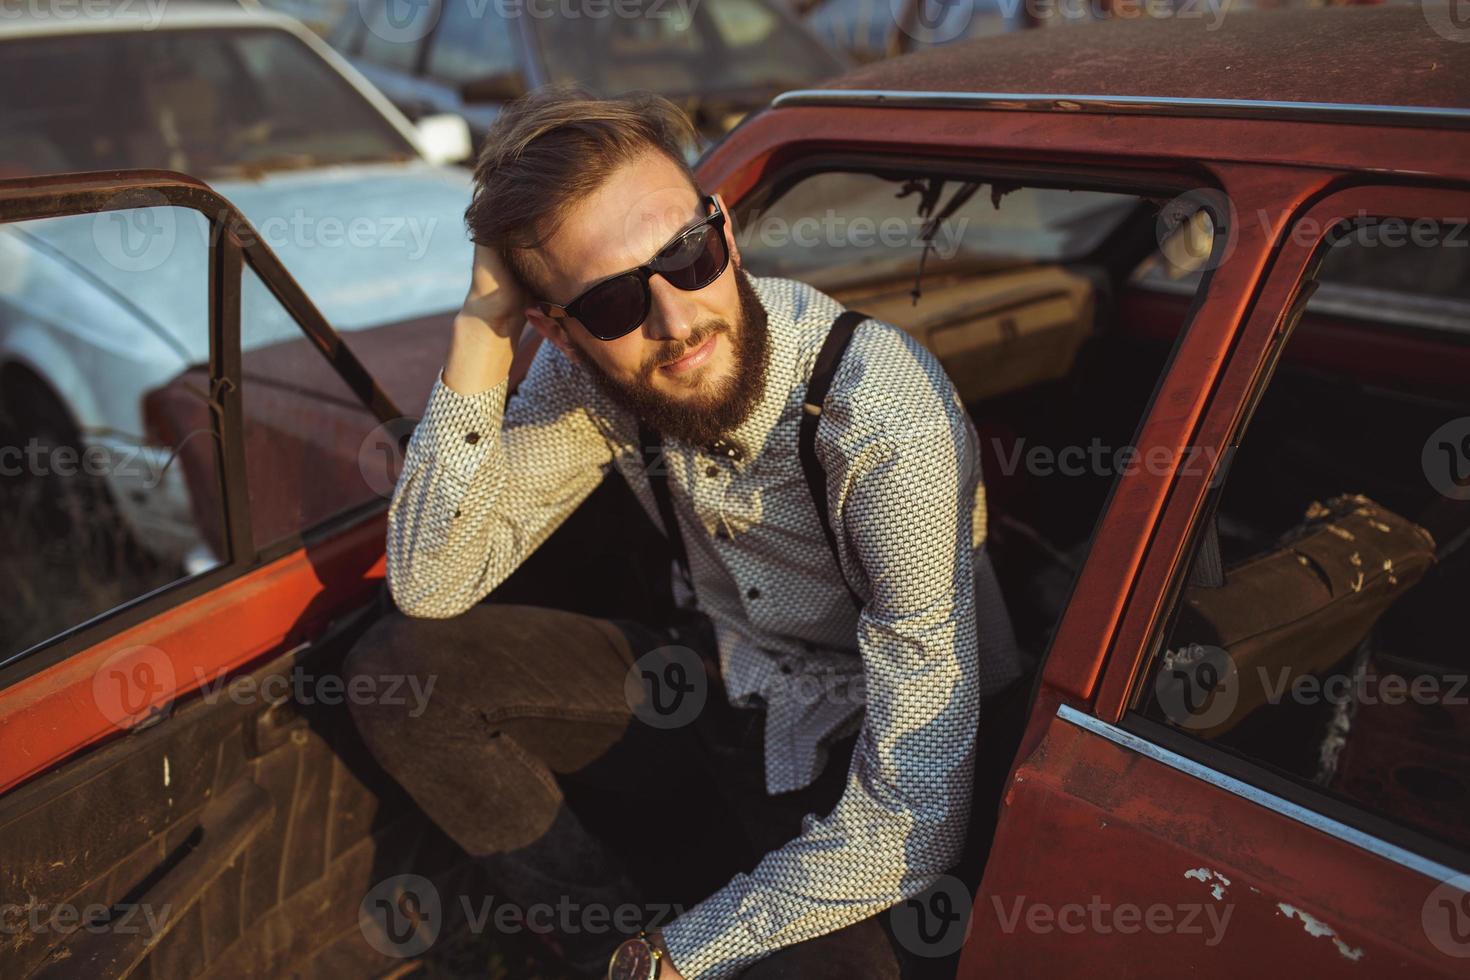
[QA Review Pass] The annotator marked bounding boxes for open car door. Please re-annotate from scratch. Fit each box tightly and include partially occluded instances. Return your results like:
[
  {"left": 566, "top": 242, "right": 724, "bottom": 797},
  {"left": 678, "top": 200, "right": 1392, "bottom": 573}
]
[{"left": 0, "top": 171, "right": 478, "bottom": 979}]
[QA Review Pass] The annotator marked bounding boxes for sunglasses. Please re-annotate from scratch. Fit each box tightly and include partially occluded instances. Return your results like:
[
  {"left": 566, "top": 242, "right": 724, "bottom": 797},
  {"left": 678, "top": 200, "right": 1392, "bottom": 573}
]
[{"left": 538, "top": 195, "right": 729, "bottom": 341}]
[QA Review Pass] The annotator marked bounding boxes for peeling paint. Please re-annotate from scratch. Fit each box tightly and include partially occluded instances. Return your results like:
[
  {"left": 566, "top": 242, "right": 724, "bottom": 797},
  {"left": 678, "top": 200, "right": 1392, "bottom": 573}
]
[
  {"left": 1184, "top": 867, "right": 1232, "bottom": 901},
  {"left": 1276, "top": 903, "right": 1365, "bottom": 962}
]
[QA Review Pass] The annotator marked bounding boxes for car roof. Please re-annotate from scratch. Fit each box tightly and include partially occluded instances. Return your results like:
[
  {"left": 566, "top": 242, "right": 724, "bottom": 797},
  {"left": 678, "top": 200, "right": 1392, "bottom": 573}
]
[
  {"left": 782, "top": 6, "right": 1470, "bottom": 118},
  {"left": 0, "top": 2, "right": 301, "bottom": 39}
]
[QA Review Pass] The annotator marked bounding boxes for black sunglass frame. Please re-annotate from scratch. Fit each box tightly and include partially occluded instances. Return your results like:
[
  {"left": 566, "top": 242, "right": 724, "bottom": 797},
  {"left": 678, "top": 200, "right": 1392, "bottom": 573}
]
[{"left": 538, "top": 195, "right": 728, "bottom": 340}]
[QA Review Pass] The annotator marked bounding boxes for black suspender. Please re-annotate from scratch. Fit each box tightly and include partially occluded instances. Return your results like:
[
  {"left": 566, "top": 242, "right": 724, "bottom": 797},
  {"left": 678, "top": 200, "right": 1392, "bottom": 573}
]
[
  {"left": 639, "top": 417, "right": 688, "bottom": 576},
  {"left": 641, "top": 309, "right": 867, "bottom": 607}
]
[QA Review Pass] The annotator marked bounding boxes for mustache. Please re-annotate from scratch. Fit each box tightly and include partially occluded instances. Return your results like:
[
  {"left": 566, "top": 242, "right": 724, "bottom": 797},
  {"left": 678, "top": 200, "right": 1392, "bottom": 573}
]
[{"left": 644, "top": 320, "right": 729, "bottom": 373}]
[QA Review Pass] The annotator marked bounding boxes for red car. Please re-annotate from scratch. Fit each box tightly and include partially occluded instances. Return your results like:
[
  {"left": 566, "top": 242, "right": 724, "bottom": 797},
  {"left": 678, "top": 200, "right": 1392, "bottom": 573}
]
[{"left": 1, "top": 5, "right": 1467, "bottom": 978}]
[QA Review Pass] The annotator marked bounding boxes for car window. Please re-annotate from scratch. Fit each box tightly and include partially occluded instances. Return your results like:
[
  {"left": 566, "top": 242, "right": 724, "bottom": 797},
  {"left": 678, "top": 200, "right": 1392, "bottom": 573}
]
[
  {"left": 359, "top": 0, "right": 434, "bottom": 74},
  {"left": 0, "top": 28, "right": 416, "bottom": 181},
  {"left": 1139, "top": 216, "right": 1470, "bottom": 853},
  {"left": 426, "top": 0, "right": 521, "bottom": 84},
  {"left": 533, "top": 0, "right": 841, "bottom": 96},
  {"left": 239, "top": 266, "right": 399, "bottom": 551},
  {"left": 740, "top": 170, "right": 1138, "bottom": 291},
  {"left": 1132, "top": 217, "right": 1470, "bottom": 336},
  {"left": 0, "top": 208, "right": 225, "bottom": 661}
]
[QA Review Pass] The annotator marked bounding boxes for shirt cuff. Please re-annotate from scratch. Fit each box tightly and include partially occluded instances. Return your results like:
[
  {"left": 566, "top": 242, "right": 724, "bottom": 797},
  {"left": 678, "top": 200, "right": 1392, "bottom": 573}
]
[
  {"left": 661, "top": 875, "right": 771, "bottom": 979},
  {"left": 406, "top": 373, "right": 508, "bottom": 487}
]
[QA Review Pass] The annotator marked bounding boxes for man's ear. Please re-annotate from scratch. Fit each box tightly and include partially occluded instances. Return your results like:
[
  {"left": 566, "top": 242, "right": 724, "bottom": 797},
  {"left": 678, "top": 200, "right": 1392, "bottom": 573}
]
[
  {"left": 525, "top": 305, "right": 581, "bottom": 363},
  {"left": 716, "top": 192, "right": 742, "bottom": 271}
]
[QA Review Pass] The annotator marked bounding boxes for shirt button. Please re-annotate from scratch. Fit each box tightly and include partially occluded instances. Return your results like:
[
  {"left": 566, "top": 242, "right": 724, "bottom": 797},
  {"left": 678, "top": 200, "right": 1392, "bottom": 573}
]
[
  {"left": 705, "top": 465, "right": 719, "bottom": 478},
  {"left": 746, "top": 586, "right": 761, "bottom": 600},
  {"left": 465, "top": 432, "right": 480, "bottom": 445}
]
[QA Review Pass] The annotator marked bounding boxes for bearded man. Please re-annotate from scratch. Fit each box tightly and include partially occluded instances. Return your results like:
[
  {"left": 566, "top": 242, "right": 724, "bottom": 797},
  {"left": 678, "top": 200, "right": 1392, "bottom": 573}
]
[{"left": 346, "top": 87, "right": 1022, "bottom": 980}]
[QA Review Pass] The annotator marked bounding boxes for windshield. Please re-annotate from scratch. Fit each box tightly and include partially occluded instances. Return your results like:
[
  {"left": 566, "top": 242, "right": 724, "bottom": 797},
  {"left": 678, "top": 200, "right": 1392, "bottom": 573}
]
[
  {"left": 533, "top": 0, "right": 843, "bottom": 98},
  {"left": 0, "top": 28, "right": 417, "bottom": 180}
]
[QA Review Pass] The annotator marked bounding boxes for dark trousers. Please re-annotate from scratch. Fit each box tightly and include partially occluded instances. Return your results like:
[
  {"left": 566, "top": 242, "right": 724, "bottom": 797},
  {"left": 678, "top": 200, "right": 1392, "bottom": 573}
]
[{"left": 345, "top": 601, "right": 904, "bottom": 978}]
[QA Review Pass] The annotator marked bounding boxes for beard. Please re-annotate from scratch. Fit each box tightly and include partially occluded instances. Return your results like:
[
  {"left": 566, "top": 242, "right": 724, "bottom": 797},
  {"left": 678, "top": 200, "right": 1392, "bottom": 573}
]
[{"left": 573, "top": 266, "right": 771, "bottom": 449}]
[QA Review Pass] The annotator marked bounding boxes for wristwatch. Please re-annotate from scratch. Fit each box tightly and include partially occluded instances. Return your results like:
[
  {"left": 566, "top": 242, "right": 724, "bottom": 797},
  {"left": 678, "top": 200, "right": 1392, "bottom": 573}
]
[{"left": 607, "top": 930, "right": 665, "bottom": 980}]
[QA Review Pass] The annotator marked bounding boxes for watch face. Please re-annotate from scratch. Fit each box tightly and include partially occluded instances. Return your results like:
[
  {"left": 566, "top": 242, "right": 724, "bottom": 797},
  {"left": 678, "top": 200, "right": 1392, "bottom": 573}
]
[{"left": 609, "top": 938, "right": 654, "bottom": 980}]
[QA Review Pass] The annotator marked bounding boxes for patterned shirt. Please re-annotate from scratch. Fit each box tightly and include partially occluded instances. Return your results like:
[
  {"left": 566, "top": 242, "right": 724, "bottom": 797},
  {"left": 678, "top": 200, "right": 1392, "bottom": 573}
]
[{"left": 386, "top": 275, "right": 1022, "bottom": 978}]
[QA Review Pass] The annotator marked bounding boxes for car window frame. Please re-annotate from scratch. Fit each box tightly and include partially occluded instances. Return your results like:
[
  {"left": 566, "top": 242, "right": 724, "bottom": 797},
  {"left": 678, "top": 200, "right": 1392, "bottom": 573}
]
[
  {"left": 0, "top": 172, "right": 400, "bottom": 691},
  {"left": 1099, "top": 181, "right": 1470, "bottom": 877}
]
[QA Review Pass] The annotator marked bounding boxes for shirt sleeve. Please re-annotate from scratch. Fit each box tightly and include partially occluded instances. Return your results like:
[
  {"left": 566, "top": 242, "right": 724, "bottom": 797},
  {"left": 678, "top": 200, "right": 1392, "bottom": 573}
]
[
  {"left": 661, "top": 327, "right": 984, "bottom": 977},
  {"left": 385, "top": 343, "right": 615, "bottom": 618}
]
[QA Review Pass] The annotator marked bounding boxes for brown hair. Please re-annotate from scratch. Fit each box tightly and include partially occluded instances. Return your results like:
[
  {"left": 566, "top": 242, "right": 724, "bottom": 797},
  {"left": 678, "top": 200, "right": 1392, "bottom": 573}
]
[{"left": 464, "top": 84, "right": 699, "bottom": 295}]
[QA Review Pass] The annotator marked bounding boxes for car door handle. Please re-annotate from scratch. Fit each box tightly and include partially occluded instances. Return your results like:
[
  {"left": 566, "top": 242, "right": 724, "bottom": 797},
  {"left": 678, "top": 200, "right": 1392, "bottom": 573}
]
[{"left": 29, "top": 778, "right": 275, "bottom": 979}]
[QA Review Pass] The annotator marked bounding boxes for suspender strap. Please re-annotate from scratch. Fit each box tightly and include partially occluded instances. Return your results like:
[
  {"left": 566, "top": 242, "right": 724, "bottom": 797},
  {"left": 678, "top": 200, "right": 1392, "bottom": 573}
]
[
  {"left": 640, "top": 420, "right": 689, "bottom": 577},
  {"left": 641, "top": 309, "right": 869, "bottom": 607},
  {"left": 800, "top": 310, "right": 868, "bottom": 609}
]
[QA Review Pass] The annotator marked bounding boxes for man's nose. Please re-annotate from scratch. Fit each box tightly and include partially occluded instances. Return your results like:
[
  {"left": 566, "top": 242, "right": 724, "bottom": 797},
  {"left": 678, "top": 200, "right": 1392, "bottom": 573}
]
[{"left": 641, "top": 276, "right": 698, "bottom": 342}]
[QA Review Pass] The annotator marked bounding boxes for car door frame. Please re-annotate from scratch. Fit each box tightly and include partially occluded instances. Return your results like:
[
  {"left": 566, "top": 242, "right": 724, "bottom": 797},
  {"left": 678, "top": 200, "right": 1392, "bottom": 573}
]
[{"left": 0, "top": 169, "right": 400, "bottom": 796}]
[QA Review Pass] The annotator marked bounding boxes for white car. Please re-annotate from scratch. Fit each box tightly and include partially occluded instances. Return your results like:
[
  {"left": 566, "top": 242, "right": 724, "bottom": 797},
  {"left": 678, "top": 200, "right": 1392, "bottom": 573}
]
[{"left": 0, "top": 5, "right": 476, "bottom": 571}]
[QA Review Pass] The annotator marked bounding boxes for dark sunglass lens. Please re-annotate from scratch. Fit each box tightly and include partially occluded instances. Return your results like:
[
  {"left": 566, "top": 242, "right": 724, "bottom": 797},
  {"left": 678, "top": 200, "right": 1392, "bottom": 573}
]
[
  {"left": 579, "top": 274, "right": 648, "bottom": 340},
  {"left": 658, "top": 225, "right": 727, "bottom": 291}
]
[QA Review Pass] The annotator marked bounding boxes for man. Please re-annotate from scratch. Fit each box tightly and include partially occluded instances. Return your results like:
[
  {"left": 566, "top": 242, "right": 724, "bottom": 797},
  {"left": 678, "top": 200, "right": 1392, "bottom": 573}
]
[{"left": 346, "top": 87, "right": 1022, "bottom": 979}]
